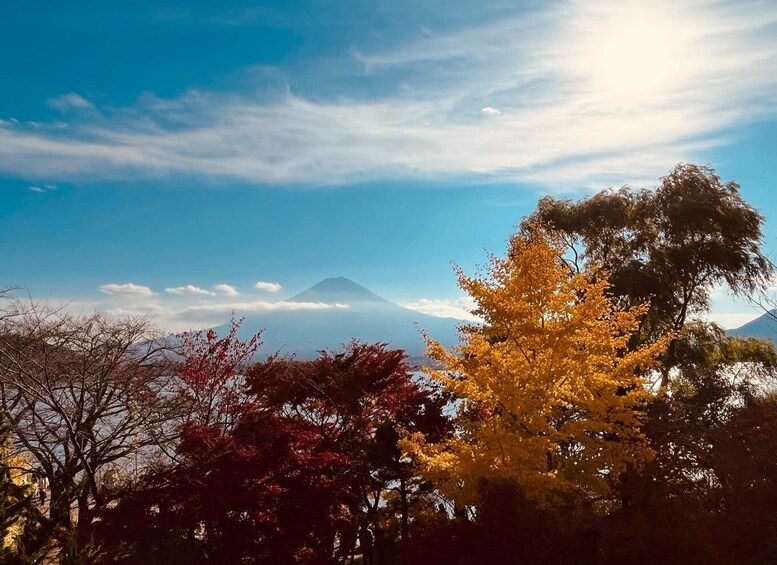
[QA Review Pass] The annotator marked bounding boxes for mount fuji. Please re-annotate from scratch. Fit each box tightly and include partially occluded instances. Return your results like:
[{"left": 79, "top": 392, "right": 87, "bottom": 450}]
[{"left": 216, "top": 277, "right": 465, "bottom": 360}]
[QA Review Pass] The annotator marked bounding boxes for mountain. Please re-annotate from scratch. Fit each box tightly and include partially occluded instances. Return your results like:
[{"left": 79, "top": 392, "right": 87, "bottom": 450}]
[
  {"left": 728, "top": 309, "right": 777, "bottom": 343},
  {"left": 287, "top": 277, "right": 391, "bottom": 305},
  {"left": 217, "top": 277, "right": 465, "bottom": 360}
]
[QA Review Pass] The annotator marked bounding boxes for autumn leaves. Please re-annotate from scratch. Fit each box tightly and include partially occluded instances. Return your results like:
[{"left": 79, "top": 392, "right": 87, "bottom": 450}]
[{"left": 404, "top": 227, "right": 667, "bottom": 507}]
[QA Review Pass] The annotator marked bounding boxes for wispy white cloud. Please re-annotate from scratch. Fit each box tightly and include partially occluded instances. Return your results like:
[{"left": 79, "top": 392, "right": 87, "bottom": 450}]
[
  {"left": 403, "top": 297, "right": 480, "bottom": 322},
  {"left": 100, "top": 283, "right": 155, "bottom": 297},
  {"left": 48, "top": 93, "right": 94, "bottom": 111},
  {"left": 28, "top": 184, "right": 57, "bottom": 193},
  {"left": 165, "top": 285, "right": 217, "bottom": 296},
  {"left": 481, "top": 107, "right": 501, "bottom": 116},
  {"left": 214, "top": 283, "right": 239, "bottom": 296},
  {"left": 180, "top": 300, "right": 347, "bottom": 315},
  {"left": 254, "top": 281, "right": 282, "bottom": 293},
  {"left": 0, "top": 0, "right": 775, "bottom": 189},
  {"left": 47, "top": 290, "right": 350, "bottom": 333},
  {"left": 763, "top": 274, "right": 777, "bottom": 294},
  {"left": 168, "top": 299, "right": 350, "bottom": 327}
]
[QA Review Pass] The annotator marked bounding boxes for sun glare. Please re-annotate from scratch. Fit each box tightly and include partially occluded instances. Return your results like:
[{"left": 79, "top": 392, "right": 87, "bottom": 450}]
[
  {"left": 568, "top": 3, "right": 690, "bottom": 99},
  {"left": 591, "top": 25, "right": 676, "bottom": 95}
]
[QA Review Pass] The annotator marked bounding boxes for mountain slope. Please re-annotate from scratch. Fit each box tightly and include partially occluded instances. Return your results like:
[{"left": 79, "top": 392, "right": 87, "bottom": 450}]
[
  {"left": 728, "top": 309, "right": 777, "bottom": 343},
  {"left": 219, "top": 277, "right": 465, "bottom": 359},
  {"left": 288, "top": 277, "right": 390, "bottom": 305}
]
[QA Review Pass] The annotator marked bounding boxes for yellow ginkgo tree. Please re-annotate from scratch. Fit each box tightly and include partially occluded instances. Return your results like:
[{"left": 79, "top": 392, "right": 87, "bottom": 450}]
[{"left": 402, "top": 227, "right": 667, "bottom": 507}]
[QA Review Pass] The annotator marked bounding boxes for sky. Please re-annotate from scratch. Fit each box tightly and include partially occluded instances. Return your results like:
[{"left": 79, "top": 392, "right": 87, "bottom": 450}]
[{"left": 2, "top": 0, "right": 777, "bottom": 331}]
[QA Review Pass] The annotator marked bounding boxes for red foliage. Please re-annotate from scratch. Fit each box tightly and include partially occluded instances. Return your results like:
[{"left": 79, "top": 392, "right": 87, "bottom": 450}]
[
  {"left": 95, "top": 408, "right": 352, "bottom": 564},
  {"left": 177, "top": 316, "right": 261, "bottom": 430},
  {"left": 248, "top": 342, "right": 452, "bottom": 550},
  {"left": 248, "top": 341, "right": 439, "bottom": 443},
  {"left": 95, "top": 341, "right": 450, "bottom": 564}
]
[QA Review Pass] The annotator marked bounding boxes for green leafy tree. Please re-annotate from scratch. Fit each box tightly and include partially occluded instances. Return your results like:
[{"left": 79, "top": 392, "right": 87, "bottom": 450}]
[{"left": 527, "top": 163, "right": 772, "bottom": 386}]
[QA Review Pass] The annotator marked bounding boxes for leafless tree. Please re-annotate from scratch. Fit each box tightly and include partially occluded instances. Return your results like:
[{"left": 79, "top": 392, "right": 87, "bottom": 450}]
[{"left": 0, "top": 298, "right": 177, "bottom": 552}]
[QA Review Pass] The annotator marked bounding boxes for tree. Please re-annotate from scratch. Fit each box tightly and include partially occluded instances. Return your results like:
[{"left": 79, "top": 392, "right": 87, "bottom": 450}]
[
  {"left": 402, "top": 228, "right": 666, "bottom": 507},
  {"left": 248, "top": 342, "right": 452, "bottom": 559},
  {"left": 94, "top": 408, "right": 350, "bottom": 564},
  {"left": 0, "top": 300, "right": 173, "bottom": 557},
  {"left": 626, "top": 325, "right": 777, "bottom": 496},
  {"left": 175, "top": 316, "right": 261, "bottom": 432},
  {"left": 515, "top": 164, "right": 777, "bottom": 561},
  {"left": 99, "top": 339, "right": 450, "bottom": 563},
  {"left": 93, "top": 323, "right": 354, "bottom": 564},
  {"left": 526, "top": 163, "right": 772, "bottom": 386},
  {"left": 593, "top": 340, "right": 777, "bottom": 564}
]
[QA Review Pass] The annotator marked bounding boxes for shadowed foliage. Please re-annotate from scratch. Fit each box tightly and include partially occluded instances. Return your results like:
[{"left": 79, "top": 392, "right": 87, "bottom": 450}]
[{"left": 526, "top": 163, "right": 772, "bottom": 386}]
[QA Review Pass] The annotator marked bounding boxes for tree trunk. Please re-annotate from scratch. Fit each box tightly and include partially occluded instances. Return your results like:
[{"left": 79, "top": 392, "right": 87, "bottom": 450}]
[
  {"left": 399, "top": 475, "right": 409, "bottom": 546},
  {"left": 48, "top": 486, "right": 72, "bottom": 532}
]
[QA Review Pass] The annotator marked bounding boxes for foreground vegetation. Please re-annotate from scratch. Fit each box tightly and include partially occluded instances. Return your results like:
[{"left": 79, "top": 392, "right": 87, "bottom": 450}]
[{"left": 2, "top": 164, "right": 777, "bottom": 564}]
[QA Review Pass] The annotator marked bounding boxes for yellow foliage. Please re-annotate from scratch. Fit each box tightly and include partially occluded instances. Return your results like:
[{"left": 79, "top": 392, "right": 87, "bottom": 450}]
[
  {"left": 2, "top": 448, "right": 33, "bottom": 550},
  {"left": 402, "top": 228, "right": 667, "bottom": 506}
]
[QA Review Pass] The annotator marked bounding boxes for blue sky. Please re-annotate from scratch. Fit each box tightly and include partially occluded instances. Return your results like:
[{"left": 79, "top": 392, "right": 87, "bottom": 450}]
[{"left": 2, "top": 0, "right": 777, "bottom": 330}]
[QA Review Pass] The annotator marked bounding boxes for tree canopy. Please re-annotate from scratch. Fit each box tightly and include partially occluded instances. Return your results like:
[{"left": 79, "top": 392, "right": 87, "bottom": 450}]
[
  {"left": 527, "top": 163, "right": 772, "bottom": 385},
  {"left": 402, "top": 228, "right": 666, "bottom": 506}
]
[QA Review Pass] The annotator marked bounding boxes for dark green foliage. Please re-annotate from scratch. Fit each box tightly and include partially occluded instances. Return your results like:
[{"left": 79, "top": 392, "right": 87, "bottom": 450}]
[{"left": 527, "top": 163, "right": 772, "bottom": 385}]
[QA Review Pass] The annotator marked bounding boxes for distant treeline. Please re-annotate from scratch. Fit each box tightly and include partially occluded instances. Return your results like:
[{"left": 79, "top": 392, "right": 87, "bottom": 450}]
[{"left": 2, "top": 164, "right": 777, "bottom": 564}]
